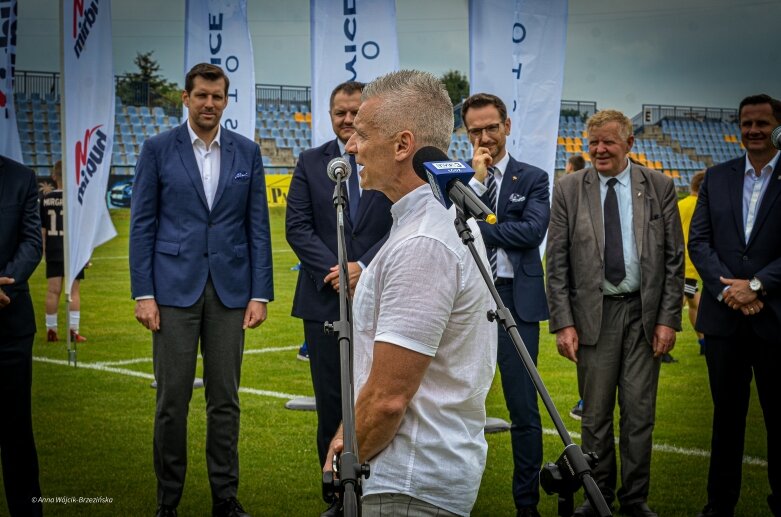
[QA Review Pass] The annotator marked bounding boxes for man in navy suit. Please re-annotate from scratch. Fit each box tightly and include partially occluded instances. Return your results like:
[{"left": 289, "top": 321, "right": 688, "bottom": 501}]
[
  {"left": 463, "top": 93, "right": 550, "bottom": 517},
  {"left": 285, "top": 81, "right": 393, "bottom": 515},
  {"left": 130, "top": 64, "right": 273, "bottom": 517},
  {"left": 689, "top": 94, "right": 781, "bottom": 517},
  {"left": 0, "top": 155, "right": 43, "bottom": 517}
]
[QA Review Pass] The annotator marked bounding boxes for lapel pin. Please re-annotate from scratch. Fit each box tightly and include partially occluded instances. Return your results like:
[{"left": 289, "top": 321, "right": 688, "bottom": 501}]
[{"left": 512, "top": 176, "right": 517, "bottom": 181}]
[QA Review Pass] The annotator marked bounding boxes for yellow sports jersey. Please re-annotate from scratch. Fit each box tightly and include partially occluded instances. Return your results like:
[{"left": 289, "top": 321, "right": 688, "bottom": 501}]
[{"left": 678, "top": 194, "right": 700, "bottom": 280}]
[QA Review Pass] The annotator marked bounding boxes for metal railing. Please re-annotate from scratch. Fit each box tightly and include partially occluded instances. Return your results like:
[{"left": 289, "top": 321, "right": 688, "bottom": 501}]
[{"left": 633, "top": 104, "right": 738, "bottom": 128}]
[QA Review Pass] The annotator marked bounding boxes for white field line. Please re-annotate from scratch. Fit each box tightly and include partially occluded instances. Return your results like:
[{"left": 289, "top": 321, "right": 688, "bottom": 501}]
[
  {"left": 94, "top": 346, "right": 298, "bottom": 366},
  {"left": 540, "top": 427, "right": 767, "bottom": 467},
  {"left": 34, "top": 355, "right": 301, "bottom": 400},
  {"left": 33, "top": 356, "right": 768, "bottom": 468},
  {"left": 95, "top": 249, "right": 295, "bottom": 260}
]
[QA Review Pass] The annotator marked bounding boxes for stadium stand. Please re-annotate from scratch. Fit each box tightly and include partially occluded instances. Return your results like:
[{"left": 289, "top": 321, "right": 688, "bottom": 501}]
[{"left": 13, "top": 75, "right": 746, "bottom": 188}]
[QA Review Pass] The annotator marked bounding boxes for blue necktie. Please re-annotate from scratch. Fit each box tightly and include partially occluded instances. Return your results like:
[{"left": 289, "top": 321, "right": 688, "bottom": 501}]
[
  {"left": 604, "top": 177, "right": 626, "bottom": 285},
  {"left": 348, "top": 153, "right": 360, "bottom": 221}
]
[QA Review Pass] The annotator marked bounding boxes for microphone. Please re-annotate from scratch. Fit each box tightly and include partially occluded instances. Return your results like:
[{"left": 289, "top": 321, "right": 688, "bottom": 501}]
[
  {"left": 327, "top": 157, "right": 352, "bottom": 182},
  {"left": 412, "top": 146, "right": 497, "bottom": 224},
  {"left": 772, "top": 126, "right": 781, "bottom": 150}
]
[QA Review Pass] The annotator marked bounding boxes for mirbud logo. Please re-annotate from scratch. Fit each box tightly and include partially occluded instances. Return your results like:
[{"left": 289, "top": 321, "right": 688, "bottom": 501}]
[
  {"left": 74, "top": 125, "right": 107, "bottom": 204},
  {"left": 72, "top": 0, "right": 100, "bottom": 58}
]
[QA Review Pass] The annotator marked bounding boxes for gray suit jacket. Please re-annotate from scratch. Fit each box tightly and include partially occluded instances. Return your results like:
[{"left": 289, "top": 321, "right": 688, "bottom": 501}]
[{"left": 546, "top": 164, "right": 684, "bottom": 345}]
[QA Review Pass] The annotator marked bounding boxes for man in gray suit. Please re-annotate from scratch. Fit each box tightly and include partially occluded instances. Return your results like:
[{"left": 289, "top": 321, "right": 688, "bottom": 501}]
[{"left": 546, "top": 110, "right": 684, "bottom": 517}]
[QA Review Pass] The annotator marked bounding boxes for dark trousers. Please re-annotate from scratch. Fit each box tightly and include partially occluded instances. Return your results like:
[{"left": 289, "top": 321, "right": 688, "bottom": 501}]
[
  {"left": 705, "top": 323, "right": 780, "bottom": 514},
  {"left": 152, "top": 279, "right": 245, "bottom": 507},
  {"left": 304, "top": 320, "right": 342, "bottom": 468},
  {"left": 0, "top": 333, "right": 42, "bottom": 517},
  {"left": 577, "top": 296, "right": 660, "bottom": 506},
  {"left": 496, "top": 283, "right": 542, "bottom": 509}
]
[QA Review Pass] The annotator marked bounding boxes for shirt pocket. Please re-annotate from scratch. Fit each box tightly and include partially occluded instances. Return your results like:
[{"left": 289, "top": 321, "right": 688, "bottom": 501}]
[{"left": 353, "top": 267, "right": 376, "bottom": 333}]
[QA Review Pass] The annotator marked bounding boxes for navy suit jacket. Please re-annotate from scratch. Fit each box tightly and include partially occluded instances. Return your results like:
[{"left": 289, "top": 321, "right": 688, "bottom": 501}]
[
  {"left": 471, "top": 155, "right": 550, "bottom": 323},
  {"left": 286, "top": 138, "right": 393, "bottom": 322},
  {"left": 129, "top": 124, "right": 273, "bottom": 308},
  {"left": 0, "top": 155, "right": 42, "bottom": 337},
  {"left": 689, "top": 154, "right": 781, "bottom": 340}
]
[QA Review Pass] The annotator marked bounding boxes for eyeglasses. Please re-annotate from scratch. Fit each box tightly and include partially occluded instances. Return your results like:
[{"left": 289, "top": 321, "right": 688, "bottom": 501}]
[{"left": 467, "top": 123, "right": 503, "bottom": 139}]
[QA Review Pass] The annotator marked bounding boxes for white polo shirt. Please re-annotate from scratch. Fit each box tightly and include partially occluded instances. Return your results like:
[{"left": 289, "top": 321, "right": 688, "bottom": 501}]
[{"left": 352, "top": 184, "right": 497, "bottom": 516}]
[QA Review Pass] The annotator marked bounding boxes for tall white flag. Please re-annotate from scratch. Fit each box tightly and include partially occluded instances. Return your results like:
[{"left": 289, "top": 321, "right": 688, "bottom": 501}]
[
  {"left": 62, "top": 0, "right": 117, "bottom": 287},
  {"left": 1, "top": 0, "right": 22, "bottom": 162},
  {"left": 310, "top": 0, "right": 399, "bottom": 147},
  {"left": 469, "top": 0, "right": 568, "bottom": 179},
  {"left": 185, "top": 0, "right": 256, "bottom": 142}
]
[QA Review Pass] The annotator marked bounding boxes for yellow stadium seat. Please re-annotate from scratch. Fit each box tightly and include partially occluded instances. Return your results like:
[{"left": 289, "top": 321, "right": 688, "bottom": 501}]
[
  {"left": 654, "top": 161, "right": 663, "bottom": 170},
  {"left": 294, "top": 112, "right": 305, "bottom": 123},
  {"left": 672, "top": 170, "right": 680, "bottom": 178},
  {"left": 557, "top": 136, "right": 565, "bottom": 145}
]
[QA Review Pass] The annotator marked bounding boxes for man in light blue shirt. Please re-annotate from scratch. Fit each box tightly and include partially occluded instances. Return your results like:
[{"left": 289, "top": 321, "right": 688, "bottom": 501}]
[{"left": 547, "top": 109, "right": 684, "bottom": 517}]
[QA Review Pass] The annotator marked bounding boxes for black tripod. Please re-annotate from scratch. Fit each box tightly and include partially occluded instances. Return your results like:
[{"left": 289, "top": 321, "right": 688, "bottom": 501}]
[
  {"left": 451, "top": 208, "right": 611, "bottom": 517},
  {"left": 321, "top": 174, "right": 369, "bottom": 517}
]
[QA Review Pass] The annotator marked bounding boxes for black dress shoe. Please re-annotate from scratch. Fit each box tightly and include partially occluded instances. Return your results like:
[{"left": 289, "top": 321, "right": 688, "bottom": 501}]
[
  {"left": 619, "top": 502, "right": 657, "bottom": 517},
  {"left": 212, "top": 497, "right": 250, "bottom": 517},
  {"left": 696, "top": 503, "right": 734, "bottom": 517},
  {"left": 155, "top": 504, "right": 177, "bottom": 517},
  {"left": 320, "top": 500, "right": 342, "bottom": 517},
  {"left": 516, "top": 506, "right": 541, "bottom": 517}
]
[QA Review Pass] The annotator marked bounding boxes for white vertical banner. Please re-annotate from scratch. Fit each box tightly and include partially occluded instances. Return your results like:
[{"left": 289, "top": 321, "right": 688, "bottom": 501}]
[
  {"left": 185, "top": 0, "right": 256, "bottom": 142},
  {"left": 310, "top": 0, "right": 399, "bottom": 147},
  {"left": 469, "top": 0, "right": 567, "bottom": 179},
  {"left": 62, "top": 0, "right": 117, "bottom": 286},
  {"left": 0, "top": 0, "right": 22, "bottom": 162}
]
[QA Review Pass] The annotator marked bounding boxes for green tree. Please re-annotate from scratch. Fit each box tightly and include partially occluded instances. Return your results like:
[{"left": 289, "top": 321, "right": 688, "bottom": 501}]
[
  {"left": 116, "top": 51, "right": 181, "bottom": 111},
  {"left": 440, "top": 70, "right": 469, "bottom": 106}
]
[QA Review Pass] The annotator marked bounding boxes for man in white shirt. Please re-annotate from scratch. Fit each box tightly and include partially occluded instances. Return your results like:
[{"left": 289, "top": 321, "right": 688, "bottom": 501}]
[
  {"left": 130, "top": 63, "right": 273, "bottom": 517},
  {"left": 324, "top": 70, "right": 497, "bottom": 517}
]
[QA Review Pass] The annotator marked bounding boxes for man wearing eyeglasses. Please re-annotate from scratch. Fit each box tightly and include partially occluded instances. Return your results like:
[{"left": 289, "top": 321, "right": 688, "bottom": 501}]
[{"left": 462, "top": 93, "right": 550, "bottom": 517}]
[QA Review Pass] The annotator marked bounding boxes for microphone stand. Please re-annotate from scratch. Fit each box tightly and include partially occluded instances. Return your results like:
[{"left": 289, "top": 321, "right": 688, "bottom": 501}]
[
  {"left": 451, "top": 208, "right": 611, "bottom": 517},
  {"left": 322, "top": 176, "right": 369, "bottom": 517}
]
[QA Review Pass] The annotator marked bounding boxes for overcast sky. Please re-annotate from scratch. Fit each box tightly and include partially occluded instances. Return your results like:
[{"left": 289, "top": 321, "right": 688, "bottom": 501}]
[{"left": 15, "top": 0, "right": 781, "bottom": 117}]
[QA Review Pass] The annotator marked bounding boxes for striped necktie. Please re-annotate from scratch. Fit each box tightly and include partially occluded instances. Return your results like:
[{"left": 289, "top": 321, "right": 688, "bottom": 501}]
[{"left": 485, "top": 167, "right": 498, "bottom": 280}]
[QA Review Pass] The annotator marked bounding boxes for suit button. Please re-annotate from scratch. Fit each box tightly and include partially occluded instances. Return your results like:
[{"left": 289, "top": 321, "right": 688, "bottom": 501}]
[
  {"left": 203, "top": 252, "right": 208, "bottom": 257},
  {"left": 742, "top": 256, "right": 748, "bottom": 261}
]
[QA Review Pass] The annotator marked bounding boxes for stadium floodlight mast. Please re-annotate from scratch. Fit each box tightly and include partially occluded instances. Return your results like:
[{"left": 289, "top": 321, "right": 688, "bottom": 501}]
[{"left": 321, "top": 157, "right": 370, "bottom": 517}]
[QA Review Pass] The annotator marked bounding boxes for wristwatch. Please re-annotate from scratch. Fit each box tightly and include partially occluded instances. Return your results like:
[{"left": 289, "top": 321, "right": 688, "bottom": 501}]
[{"left": 749, "top": 277, "right": 763, "bottom": 293}]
